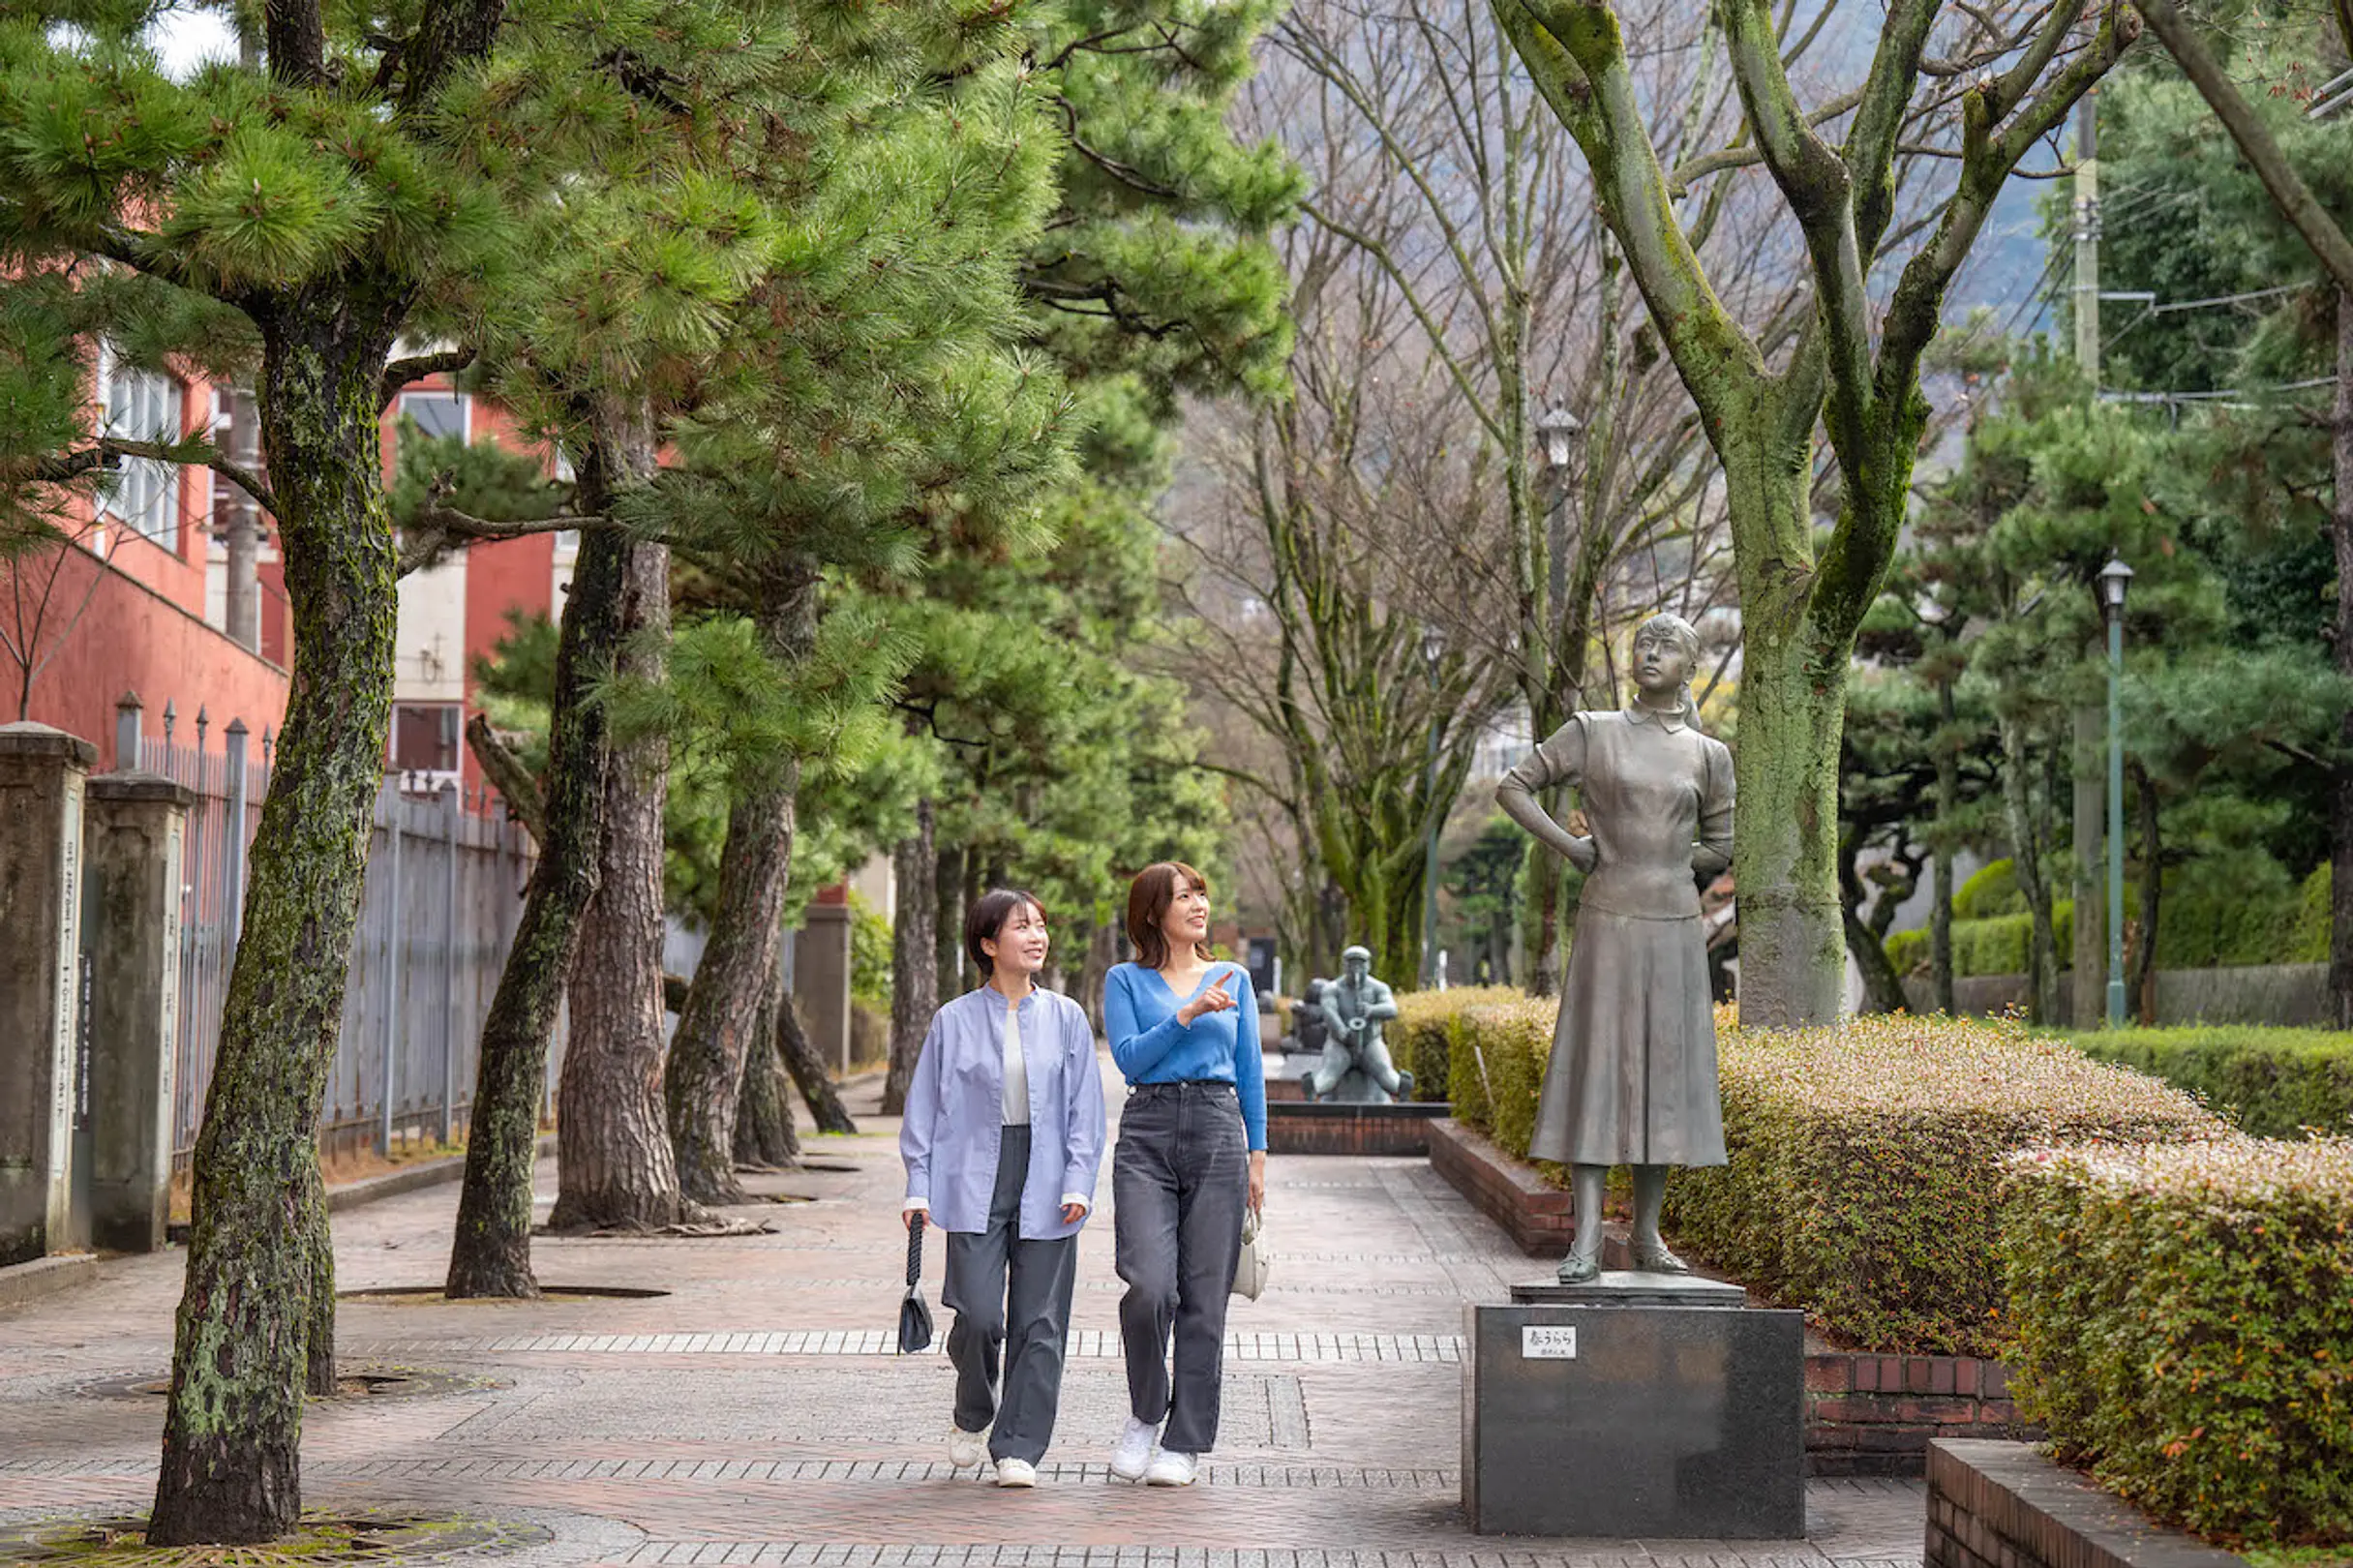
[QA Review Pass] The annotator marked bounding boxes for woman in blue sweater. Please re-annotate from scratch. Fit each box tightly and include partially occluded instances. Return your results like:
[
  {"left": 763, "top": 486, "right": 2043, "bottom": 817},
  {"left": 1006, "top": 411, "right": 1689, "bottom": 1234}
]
[{"left": 1101, "top": 861, "right": 1268, "bottom": 1487}]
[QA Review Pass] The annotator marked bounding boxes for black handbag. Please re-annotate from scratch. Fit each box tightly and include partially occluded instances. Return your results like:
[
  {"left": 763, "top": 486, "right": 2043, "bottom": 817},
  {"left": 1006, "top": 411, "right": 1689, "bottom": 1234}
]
[{"left": 898, "top": 1213, "right": 935, "bottom": 1354}]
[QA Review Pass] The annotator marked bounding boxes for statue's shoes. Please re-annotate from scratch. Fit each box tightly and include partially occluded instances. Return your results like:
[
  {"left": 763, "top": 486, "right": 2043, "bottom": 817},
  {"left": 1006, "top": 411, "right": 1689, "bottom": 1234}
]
[
  {"left": 1630, "top": 1243, "right": 1692, "bottom": 1275},
  {"left": 1555, "top": 1251, "right": 1601, "bottom": 1284}
]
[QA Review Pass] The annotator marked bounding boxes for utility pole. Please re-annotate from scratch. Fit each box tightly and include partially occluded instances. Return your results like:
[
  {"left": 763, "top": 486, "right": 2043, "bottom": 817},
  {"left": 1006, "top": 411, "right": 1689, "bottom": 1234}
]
[
  {"left": 218, "top": 19, "right": 264, "bottom": 653},
  {"left": 2069, "top": 92, "right": 2108, "bottom": 1028}
]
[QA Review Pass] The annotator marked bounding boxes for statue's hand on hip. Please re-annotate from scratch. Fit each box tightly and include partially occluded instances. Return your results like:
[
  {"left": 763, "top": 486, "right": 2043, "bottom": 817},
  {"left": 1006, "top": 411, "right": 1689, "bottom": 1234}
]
[{"left": 1566, "top": 835, "right": 1598, "bottom": 874}]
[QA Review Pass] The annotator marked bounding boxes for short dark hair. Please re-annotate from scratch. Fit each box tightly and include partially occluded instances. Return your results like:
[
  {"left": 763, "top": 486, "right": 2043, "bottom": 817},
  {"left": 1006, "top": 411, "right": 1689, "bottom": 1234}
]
[{"left": 965, "top": 888, "right": 1046, "bottom": 980}]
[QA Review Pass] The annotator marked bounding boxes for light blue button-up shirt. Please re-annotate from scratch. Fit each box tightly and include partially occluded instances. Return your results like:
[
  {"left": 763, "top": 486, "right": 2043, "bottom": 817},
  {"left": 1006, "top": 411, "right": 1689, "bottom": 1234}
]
[{"left": 899, "top": 985, "right": 1107, "bottom": 1239}]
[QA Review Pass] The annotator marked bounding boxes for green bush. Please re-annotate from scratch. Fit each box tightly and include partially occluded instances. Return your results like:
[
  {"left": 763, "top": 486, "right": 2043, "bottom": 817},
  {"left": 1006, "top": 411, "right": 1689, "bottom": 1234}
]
[
  {"left": 2002, "top": 1138, "right": 2353, "bottom": 1547},
  {"left": 1889, "top": 859, "right": 2327, "bottom": 979},
  {"left": 1392, "top": 986, "right": 1519, "bottom": 1103},
  {"left": 2068, "top": 1027, "right": 2353, "bottom": 1139},
  {"left": 1663, "top": 1013, "right": 2226, "bottom": 1355},
  {"left": 849, "top": 891, "right": 892, "bottom": 1010}
]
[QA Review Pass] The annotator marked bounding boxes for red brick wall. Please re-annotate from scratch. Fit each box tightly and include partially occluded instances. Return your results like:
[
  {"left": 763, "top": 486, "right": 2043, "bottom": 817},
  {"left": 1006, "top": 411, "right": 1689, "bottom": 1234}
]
[{"left": 8, "top": 541, "right": 289, "bottom": 753}]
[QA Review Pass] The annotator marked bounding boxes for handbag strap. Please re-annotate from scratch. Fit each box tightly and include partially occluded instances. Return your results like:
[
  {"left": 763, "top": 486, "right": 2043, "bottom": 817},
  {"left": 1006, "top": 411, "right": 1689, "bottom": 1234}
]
[{"left": 905, "top": 1213, "right": 925, "bottom": 1286}]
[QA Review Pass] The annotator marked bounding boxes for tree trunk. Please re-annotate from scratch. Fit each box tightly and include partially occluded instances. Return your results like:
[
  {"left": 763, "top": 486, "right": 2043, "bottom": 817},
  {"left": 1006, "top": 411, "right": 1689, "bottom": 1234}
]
[
  {"left": 302, "top": 1170, "right": 335, "bottom": 1398},
  {"left": 934, "top": 842, "right": 967, "bottom": 1002},
  {"left": 2333, "top": 289, "right": 2353, "bottom": 1029},
  {"left": 2070, "top": 704, "right": 2105, "bottom": 1028},
  {"left": 666, "top": 570, "right": 819, "bottom": 1206},
  {"left": 151, "top": 304, "right": 402, "bottom": 1546},
  {"left": 2132, "top": 760, "right": 2161, "bottom": 1025},
  {"left": 778, "top": 987, "right": 857, "bottom": 1134},
  {"left": 1525, "top": 842, "right": 1561, "bottom": 999},
  {"left": 1998, "top": 712, "right": 2061, "bottom": 1026},
  {"left": 882, "top": 799, "right": 936, "bottom": 1115},
  {"left": 1840, "top": 841, "right": 1909, "bottom": 1014},
  {"left": 548, "top": 411, "right": 687, "bottom": 1232},
  {"left": 734, "top": 967, "right": 801, "bottom": 1167},
  {"left": 443, "top": 472, "right": 627, "bottom": 1296},
  {"left": 1727, "top": 599, "right": 1852, "bottom": 1028},
  {"left": 1074, "top": 920, "right": 1117, "bottom": 1034},
  {"left": 1931, "top": 676, "right": 1958, "bottom": 1014}
]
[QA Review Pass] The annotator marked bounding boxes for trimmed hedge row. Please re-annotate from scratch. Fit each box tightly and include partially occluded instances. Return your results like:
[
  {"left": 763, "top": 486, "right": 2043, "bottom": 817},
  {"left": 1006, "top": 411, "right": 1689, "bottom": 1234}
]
[
  {"left": 1391, "top": 985, "right": 1519, "bottom": 1103},
  {"left": 1421, "top": 989, "right": 2226, "bottom": 1355},
  {"left": 1666, "top": 1015, "right": 2226, "bottom": 1356},
  {"left": 2002, "top": 1138, "right": 2353, "bottom": 1547},
  {"left": 2068, "top": 1027, "right": 2353, "bottom": 1139},
  {"left": 1883, "top": 861, "right": 2330, "bottom": 979}
]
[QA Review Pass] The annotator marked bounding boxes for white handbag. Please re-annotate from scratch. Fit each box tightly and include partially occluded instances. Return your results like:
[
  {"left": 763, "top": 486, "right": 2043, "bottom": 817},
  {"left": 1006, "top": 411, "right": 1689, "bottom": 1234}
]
[{"left": 1232, "top": 1208, "right": 1271, "bottom": 1301}]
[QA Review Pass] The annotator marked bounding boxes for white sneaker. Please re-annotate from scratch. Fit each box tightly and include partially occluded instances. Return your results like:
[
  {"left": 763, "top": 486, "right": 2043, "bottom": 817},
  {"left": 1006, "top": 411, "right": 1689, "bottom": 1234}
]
[
  {"left": 949, "top": 1428, "right": 985, "bottom": 1468},
  {"left": 995, "top": 1458, "right": 1037, "bottom": 1488},
  {"left": 1109, "top": 1416, "right": 1159, "bottom": 1481},
  {"left": 1144, "top": 1450, "right": 1198, "bottom": 1487}
]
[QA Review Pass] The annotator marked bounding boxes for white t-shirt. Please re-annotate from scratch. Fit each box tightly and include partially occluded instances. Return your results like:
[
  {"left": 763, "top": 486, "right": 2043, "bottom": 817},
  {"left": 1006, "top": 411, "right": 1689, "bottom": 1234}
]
[{"left": 1002, "top": 1000, "right": 1030, "bottom": 1126}]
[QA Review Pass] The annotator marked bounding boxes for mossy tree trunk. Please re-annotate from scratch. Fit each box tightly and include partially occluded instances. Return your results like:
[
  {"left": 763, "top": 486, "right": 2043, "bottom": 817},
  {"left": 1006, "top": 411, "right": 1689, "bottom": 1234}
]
[
  {"left": 881, "top": 798, "right": 936, "bottom": 1115},
  {"left": 2334, "top": 291, "right": 2353, "bottom": 1028},
  {"left": 666, "top": 566, "right": 820, "bottom": 1206},
  {"left": 149, "top": 292, "right": 404, "bottom": 1546},
  {"left": 1494, "top": 0, "right": 2127, "bottom": 1024},
  {"left": 444, "top": 455, "right": 629, "bottom": 1296},
  {"left": 933, "top": 843, "right": 967, "bottom": 1003},
  {"left": 549, "top": 411, "right": 689, "bottom": 1232}
]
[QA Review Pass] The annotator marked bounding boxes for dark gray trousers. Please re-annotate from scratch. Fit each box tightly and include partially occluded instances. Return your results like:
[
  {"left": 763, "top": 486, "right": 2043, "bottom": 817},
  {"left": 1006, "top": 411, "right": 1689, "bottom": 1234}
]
[
  {"left": 942, "top": 1124, "right": 1078, "bottom": 1464},
  {"left": 1112, "top": 1083, "right": 1249, "bottom": 1456}
]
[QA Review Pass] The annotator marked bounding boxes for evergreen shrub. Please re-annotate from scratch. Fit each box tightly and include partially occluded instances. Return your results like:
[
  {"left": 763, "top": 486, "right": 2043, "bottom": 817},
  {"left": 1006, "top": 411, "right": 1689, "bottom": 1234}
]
[
  {"left": 1664, "top": 1014, "right": 2225, "bottom": 1354},
  {"left": 1392, "top": 986, "right": 1519, "bottom": 1103},
  {"left": 2069, "top": 1027, "right": 2353, "bottom": 1138},
  {"left": 2002, "top": 1138, "right": 2353, "bottom": 1547}
]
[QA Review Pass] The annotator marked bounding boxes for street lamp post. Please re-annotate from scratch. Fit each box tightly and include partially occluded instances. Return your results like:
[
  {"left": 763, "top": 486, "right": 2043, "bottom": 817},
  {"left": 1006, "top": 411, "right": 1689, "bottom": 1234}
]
[
  {"left": 2099, "top": 558, "right": 2133, "bottom": 1026},
  {"left": 1420, "top": 626, "right": 1446, "bottom": 988},
  {"left": 1537, "top": 407, "right": 1581, "bottom": 625}
]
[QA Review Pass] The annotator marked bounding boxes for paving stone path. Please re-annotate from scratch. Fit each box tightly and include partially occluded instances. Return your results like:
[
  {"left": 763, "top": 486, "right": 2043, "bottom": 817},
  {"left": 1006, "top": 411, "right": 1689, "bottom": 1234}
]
[{"left": 0, "top": 1068, "right": 1925, "bottom": 1568}]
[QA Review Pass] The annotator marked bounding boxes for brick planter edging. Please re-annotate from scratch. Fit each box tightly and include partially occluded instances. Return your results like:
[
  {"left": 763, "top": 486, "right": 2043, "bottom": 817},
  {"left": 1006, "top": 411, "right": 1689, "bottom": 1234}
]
[
  {"left": 1428, "top": 1117, "right": 2038, "bottom": 1476},
  {"left": 1267, "top": 1101, "right": 1451, "bottom": 1157},
  {"left": 1927, "top": 1439, "right": 2248, "bottom": 1568}
]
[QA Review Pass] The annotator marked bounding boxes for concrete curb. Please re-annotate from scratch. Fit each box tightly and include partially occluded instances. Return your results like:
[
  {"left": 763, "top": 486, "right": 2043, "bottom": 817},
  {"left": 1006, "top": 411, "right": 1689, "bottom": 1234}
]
[
  {"left": 322, "top": 1133, "right": 558, "bottom": 1215},
  {"left": 0, "top": 1133, "right": 560, "bottom": 1311},
  {"left": 0, "top": 1252, "right": 102, "bottom": 1311}
]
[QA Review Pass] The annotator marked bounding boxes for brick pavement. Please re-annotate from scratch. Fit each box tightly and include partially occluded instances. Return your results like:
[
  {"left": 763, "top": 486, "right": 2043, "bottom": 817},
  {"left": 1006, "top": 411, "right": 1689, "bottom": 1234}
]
[{"left": 0, "top": 1068, "right": 1925, "bottom": 1568}]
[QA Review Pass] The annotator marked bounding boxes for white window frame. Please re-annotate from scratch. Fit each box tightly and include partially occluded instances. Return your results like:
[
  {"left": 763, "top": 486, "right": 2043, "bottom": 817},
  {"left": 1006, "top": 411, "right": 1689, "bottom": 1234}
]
[
  {"left": 96, "top": 345, "right": 186, "bottom": 547},
  {"left": 396, "top": 389, "right": 470, "bottom": 444}
]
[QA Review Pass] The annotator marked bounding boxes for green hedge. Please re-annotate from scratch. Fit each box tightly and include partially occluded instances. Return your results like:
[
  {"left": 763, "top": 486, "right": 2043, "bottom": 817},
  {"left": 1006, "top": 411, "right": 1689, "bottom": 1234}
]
[
  {"left": 1885, "top": 861, "right": 2328, "bottom": 980},
  {"left": 1433, "top": 994, "right": 2228, "bottom": 1353},
  {"left": 2002, "top": 1138, "right": 2353, "bottom": 1547},
  {"left": 1662, "top": 1014, "right": 2225, "bottom": 1355},
  {"left": 1392, "top": 986, "right": 1519, "bottom": 1103},
  {"left": 2068, "top": 1027, "right": 2353, "bottom": 1139}
]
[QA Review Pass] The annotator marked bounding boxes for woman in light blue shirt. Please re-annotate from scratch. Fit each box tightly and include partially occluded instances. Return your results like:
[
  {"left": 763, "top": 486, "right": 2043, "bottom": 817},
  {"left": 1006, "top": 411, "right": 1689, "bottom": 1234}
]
[
  {"left": 899, "top": 889, "right": 1107, "bottom": 1487},
  {"left": 1101, "top": 861, "right": 1267, "bottom": 1488}
]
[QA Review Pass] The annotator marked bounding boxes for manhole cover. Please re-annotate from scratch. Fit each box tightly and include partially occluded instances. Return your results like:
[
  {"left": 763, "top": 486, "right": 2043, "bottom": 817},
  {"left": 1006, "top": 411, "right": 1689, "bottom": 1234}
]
[
  {"left": 0, "top": 1511, "right": 550, "bottom": 1566},
  {"left": 78, "top": 1366, "right": 504, "bottom": 1402},
  {"left": 336, "top": 1284, "right": 670, "bottom": 1303}
]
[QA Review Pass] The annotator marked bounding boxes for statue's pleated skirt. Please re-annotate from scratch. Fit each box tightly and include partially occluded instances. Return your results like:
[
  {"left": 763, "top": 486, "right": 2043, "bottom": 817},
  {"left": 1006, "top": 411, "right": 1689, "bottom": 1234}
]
[{"left": 1526, "top": 908, "right": 1727, "bottom": 1167}]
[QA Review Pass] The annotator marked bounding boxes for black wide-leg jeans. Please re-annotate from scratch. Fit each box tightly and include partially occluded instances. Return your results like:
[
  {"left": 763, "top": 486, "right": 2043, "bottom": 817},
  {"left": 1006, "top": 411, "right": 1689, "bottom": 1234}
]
[{"left": 1111, "top": 1083, "right": 1249, "bottom": 1456}]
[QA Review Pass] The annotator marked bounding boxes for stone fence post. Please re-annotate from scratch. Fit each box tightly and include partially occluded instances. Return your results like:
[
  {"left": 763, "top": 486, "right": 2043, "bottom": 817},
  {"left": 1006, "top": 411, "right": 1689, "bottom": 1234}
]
[
  {"left": 0, "top": 723, "right": 96, "bottom": 1265},
  {"left": 84, "top": 771, "right": 196, "bottom": 1251}
]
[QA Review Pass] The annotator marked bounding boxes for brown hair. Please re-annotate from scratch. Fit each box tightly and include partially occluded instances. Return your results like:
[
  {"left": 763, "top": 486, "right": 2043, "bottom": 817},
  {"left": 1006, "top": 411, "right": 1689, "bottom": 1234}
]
[
  {"left": 965, "top": 888, "right": 1046, "bottom": 980},
  {"left": 1126, "top": 861, "right": 1214, "bottom": 971}
]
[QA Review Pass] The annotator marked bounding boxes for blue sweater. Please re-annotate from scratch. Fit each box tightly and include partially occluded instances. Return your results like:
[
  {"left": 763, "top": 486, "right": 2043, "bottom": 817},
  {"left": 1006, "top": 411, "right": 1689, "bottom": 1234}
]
[{"left": 1103, "top": 960, "right": 1268, "bottom": 1152}]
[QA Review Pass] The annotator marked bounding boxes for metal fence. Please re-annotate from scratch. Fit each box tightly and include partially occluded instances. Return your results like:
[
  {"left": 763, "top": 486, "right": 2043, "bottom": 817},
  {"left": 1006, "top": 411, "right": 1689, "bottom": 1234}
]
[{"left": 117, "top": 697, "right": 554, "bottom": 1169}]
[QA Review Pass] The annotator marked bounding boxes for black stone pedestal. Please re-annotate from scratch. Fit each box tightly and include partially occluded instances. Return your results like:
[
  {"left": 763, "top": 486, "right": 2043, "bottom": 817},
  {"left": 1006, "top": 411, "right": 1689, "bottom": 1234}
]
[{"left": 1462, "top": 1274, "right": 1805, "bottom": 1539}]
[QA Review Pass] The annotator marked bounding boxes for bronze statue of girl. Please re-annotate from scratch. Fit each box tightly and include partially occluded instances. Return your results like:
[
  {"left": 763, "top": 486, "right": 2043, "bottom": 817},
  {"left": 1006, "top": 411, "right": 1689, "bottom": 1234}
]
[{"left": 1495, "top": 613, "right": 1734, "bottom": 1283}]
